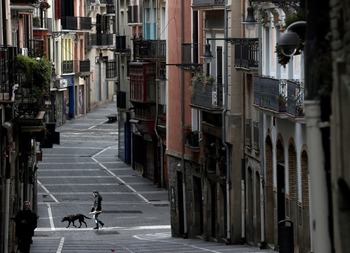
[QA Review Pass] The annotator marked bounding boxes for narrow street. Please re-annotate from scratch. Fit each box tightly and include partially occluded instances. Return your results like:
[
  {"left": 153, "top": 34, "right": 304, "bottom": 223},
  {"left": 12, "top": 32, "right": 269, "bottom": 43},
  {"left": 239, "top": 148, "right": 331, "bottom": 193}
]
[{"left": 32, "top": 103, "right": 273, "bottom": 253}]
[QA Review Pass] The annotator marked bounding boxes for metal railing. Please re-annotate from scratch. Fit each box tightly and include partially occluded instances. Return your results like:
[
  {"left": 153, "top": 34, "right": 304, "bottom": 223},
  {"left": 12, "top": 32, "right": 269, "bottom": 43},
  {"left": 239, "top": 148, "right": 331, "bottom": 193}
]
[
  {"left": 61, "top": 16, "right": 92, "bottom": 30},
  {"left": 190, "top": 81, "right": 223, "bottom": 110},
  {"left": 28, "top": 39, "right": 45, "bottom": 58},
  {"left": 89, "top": 34, "right": 114, "bottom": 47},
  {"left": 133, "top": 39, "right": 166, "bottom": 60},
  {"left": 192, "top": 0, "right": 225, "bottom": 7},
  {"left": 234, "top": 39, "right": 259, "bottom": 70},
  {"left": 0, "top": 46, "right": 17, "bottom": 101},
  {"left": 254, "top": 76, "right": 304, "bottom": 117}
]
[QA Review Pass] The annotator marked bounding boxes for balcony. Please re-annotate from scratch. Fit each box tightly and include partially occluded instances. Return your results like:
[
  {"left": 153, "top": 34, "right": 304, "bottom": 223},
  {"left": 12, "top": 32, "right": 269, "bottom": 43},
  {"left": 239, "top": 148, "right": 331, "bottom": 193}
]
[
  {"left": 11, "top": 0, "right": 37, "bottom": 4},
  {"left": 105, "top": 0, "right": 115, "bottom": 15},
  {"left": 190, "top": 80, "right": 223, "bottom": 112},
  {"left": 192, "top": 0, "right": 224, "bottom": 10},
  {"left": 133, "top": 39, "right": 166, "bottom": 60},
  {"left": 115, "top": 36, "right": 131, "bottom": 54},
  {"left": 89, "top": 34, "right": 114, "bottom": 47},
  {"left": 185, "top": 130, "right": 200, "bottom": 151},
  {"left": 14, "top": 88, "right": 39, "bottom": 118},
  {"left": 61, "top": 60, "right": 90, "bottom": 76},
  {"left": 28, "top": 39, "right": 45, "bottom": 58},
  {"left": 75, "top": 60, "right": 91, "bottom": 76},
  {"left": 253, "top": 76, "right": 304, "bottom": 118},
  {"left": 181, "top": 43, "right": 201, "bottom": 71},
  {"left": 61, "top": 16, "right": 92, "bottom": 30},
  {"left": 0, "top": 46, "right": 17, "bottom": 102},
  {"left": 234, "top": 39, "right": 259, "bottom": 70},
  {"left": 33, "top": 16, "right": 50, "bottom": 29}
]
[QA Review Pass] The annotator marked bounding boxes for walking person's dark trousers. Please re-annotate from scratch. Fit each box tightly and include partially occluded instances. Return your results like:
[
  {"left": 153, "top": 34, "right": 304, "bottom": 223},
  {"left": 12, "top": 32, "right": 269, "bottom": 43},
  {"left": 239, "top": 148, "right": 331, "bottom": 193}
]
[{"left": 18, "top": 235, "right": 32, "bottom": 253}]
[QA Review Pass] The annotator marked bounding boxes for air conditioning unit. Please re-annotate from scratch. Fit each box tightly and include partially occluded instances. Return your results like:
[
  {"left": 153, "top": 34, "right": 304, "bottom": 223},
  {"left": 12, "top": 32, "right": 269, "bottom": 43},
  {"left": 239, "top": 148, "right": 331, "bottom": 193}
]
[
  {"left": 55, "top": 78, "right": 68, "bottom": 89},
  {"left": 21, "top": 48, "right": 28, "bottom": 56}
]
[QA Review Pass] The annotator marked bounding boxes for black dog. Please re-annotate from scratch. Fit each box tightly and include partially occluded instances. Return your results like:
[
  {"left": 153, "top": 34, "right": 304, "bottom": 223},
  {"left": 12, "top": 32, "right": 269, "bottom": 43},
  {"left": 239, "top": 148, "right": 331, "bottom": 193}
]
[{"left": 61, "top": 214, "right": 91, "bottom": 228}]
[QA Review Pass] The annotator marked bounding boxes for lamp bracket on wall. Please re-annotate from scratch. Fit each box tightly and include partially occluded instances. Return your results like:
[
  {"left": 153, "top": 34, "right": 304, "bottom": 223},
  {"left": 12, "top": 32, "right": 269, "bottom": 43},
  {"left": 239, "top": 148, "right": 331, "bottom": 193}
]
[
  {"left": 52, "top": 31, "right": 70, "bottom": 39},
  {"left": 206, "top": 38, "right": 258, "bottom": 47},
  {"left": 166, "top": 63, "right": 202, "bottom": 72}
]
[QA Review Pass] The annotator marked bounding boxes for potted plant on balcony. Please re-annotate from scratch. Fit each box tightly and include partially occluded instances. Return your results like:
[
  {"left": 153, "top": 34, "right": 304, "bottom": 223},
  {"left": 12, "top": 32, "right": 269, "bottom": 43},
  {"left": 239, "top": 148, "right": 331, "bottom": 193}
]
[
  {"left": 190, "top": 71, "right": 215, "bottom": 96},
  {"left": 16, "top": 55, "right": 52, "bottom": 111}
]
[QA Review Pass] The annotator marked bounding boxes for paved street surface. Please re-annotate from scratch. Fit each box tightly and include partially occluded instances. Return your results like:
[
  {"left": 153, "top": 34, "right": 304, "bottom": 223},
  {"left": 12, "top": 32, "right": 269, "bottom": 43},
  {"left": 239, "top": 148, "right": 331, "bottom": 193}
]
[{"left": 32, "top": 103, "right": 273, "bottom": 253}]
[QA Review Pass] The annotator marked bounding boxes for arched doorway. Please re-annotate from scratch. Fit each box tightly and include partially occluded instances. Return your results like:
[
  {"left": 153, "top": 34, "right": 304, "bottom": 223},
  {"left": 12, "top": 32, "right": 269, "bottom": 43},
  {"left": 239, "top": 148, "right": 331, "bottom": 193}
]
[
  {"left": 247, "top": 167, "right": 254, "bottom": 243},
  {"left": 255, "top": 171, "right": 262, "bottom": 245},
  {"left": 288, "top": 143, "right": 298, "bottom": 249},
  {"left": 300, "top": 150, "right": 310, "bottom": 252},
  {"left": 276, "top": 139, "right": 286, "bottom": 245}
]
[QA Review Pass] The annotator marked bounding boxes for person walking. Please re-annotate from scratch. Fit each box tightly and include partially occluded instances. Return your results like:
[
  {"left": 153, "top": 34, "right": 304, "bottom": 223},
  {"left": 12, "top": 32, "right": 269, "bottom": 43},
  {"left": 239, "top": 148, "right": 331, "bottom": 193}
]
[
  {"left": 90, "top": 190, "right": 104, "bottom": 229},
  {"left": 15, "top": 201, "right": 38, "bottom": 253}
]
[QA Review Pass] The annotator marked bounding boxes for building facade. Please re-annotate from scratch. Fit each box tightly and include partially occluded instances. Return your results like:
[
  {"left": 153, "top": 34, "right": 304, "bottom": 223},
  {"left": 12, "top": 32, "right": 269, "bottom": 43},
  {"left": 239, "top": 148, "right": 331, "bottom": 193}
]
[{"left": 0, "top": 0, "right": 116, "bottom": 252}]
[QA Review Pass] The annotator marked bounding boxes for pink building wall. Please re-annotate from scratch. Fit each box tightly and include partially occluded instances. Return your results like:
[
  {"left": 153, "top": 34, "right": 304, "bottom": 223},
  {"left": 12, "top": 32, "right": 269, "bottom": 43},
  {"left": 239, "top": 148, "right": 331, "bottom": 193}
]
[{"left": 167, "top": 1, "right": 201, "bottom": 154}]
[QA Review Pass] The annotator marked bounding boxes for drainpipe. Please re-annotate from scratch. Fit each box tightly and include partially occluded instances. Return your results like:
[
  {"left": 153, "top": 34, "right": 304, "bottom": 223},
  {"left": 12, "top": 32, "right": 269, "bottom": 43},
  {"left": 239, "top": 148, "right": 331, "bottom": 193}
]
[
  {"left": 115, "top": 0, "right": 120, "bottom": 96},
  {"left": 257, "top": 12, "right": 266, "bottom": 248},
  {"left": 154, "top": 0, "right": 163, "bottom": 188},
  {"left": 222, "top": 0, "right": 231, "bottom": 243},
  {"left": 154, "top": 70, "right": 163, "bottom": 188},
  {"left": 180, "top": 0, "right": 187, "bottom": 237}
]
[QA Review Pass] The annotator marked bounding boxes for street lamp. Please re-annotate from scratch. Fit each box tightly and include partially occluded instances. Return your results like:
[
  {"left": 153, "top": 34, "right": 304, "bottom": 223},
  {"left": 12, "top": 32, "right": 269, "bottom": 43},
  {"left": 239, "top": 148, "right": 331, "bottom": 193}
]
[
  {"left": 278, "top": 21, "right": 306, "bottom": 57},
  {"left": 202, "top": 44, "right": 213, "bottom": 64},
  {"left": 242, "top": 1, "right": 257, "bottom": 31}
]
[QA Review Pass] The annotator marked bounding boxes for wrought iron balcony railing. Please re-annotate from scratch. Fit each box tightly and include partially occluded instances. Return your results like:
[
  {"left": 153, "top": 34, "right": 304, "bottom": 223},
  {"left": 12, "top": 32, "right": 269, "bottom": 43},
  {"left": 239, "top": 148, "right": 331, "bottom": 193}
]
[
  {"left": 33, "top": 16, "right": 50, "bottom": 29},
  {"left": 75, "top": 60, "right": 91, "bottom": 76},
  {"left": 253, "top": 76, "right": 304, "bottom": 117},
  {"left": 14, "top": 88, "right": 39, "bottom": 118},
  {"left": 89, "top": 34, "right": 114, "bottom": 47},
  {"left": 234, "top": 38, "right": 259, "bottom": 70},
  {"left": 61, "top": 16, "right": 92, "bottom": 30},
  {"left": 115, "top": 36, "right": 131, "bottom": 53},
  {"left": 0, "top": 46, "right": 17, "bottom": 102},
  {"left": 62, "top": 60, "right": 91, "bottom": 76},
  {"left": 190, "top": 81, "right": 223, "bottom": 111},
  {"left": 105, "top": 0, "right": 115, "bottom": 14},
  {"left": 27, "top": 39, "right": 45, "bottom": 58},
  {"left": 11, "top": 0, "right": 37, "bottom": 4},
  {"left": 192, "top": 0, "right": 225, "bottom": 8},
  {"left": 185, "top": 130, "right": 200, "bottom": 150},
  {"left": 133, "top": 39, "right": 166, "bottom": 60},
  {"left": 181, "top": 43, "right": 201, "bottom": 71}
]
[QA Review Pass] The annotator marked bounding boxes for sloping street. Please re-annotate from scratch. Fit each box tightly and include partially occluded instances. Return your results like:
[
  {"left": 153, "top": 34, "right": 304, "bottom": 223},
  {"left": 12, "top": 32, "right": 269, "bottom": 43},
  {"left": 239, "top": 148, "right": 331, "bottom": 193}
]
[{"left": 32, "top": 103, "right": 273, "bottom": 253}]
